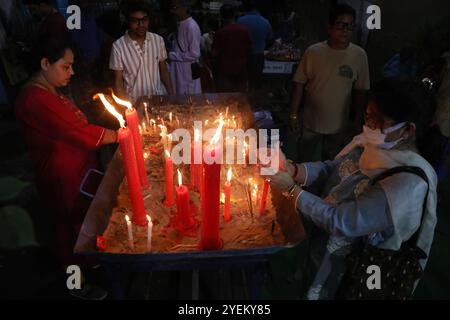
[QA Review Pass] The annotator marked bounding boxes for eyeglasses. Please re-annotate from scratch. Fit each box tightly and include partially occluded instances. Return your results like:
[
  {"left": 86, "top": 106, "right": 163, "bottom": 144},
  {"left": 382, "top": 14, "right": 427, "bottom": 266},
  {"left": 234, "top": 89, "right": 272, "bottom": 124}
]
[
  {"left": 129, "top": 17, "right": 149, "bottom": 25},
  {"left": 334, "top": 21, "right": 355, "bottom": 31}
]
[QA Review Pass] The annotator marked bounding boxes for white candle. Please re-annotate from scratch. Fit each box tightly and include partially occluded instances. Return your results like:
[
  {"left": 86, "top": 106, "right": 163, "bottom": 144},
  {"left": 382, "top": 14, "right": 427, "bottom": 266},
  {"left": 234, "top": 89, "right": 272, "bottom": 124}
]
[
  {"left": 150, "top": 119, "right": 156, "bottom": 132},
  {"left": 167, "top": 133, "right": 173, "bottom": 152},
  {"left": 253, "top": 183, "right": 259, "bottom": 208},
  {"left": 147, "top": 214, "right": 153, "bottom": 252},
  {"left": 144, "top": 102, "right": 150, "bottom": 125},
  {"left": 125, "top": 215, "right": 134, "bottom": 250}
]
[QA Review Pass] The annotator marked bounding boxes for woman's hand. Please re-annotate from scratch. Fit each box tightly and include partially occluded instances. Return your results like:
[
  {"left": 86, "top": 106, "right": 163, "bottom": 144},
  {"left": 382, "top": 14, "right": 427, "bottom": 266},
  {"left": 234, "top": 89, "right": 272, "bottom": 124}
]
[{"left": 264, "top": 170, "right": 295, "bottom": 191}]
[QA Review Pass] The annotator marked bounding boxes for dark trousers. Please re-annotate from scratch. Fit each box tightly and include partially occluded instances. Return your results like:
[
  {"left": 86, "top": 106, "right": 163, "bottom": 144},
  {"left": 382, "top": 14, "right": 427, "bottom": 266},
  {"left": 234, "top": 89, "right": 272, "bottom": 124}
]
[
  {"left": 247, "top": 53, "right": 265, "bottom": 91},
  {"left": 215, "top": 72, "right": 248, "bottom": 93}
]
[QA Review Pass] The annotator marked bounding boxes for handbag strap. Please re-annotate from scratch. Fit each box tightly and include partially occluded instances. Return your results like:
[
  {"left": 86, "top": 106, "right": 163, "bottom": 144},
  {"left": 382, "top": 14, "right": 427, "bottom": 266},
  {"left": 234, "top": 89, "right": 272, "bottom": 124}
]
[{"left": 370, "top": 166, "right": 430, "bottom": 246}]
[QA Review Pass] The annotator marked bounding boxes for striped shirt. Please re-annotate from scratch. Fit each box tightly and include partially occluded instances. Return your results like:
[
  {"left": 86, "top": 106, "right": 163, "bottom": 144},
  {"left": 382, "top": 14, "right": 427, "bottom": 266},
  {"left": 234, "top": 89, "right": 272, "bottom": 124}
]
[{"left": 109, "top": 31, "right": 168, "bottom": 102}]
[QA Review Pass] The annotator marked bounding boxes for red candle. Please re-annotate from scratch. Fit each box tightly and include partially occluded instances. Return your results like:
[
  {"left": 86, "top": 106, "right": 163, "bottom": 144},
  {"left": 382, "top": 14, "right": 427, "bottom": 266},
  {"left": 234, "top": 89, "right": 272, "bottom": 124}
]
[
  {"left": 126, "top": 108, "right": 149, "bottom": 189},
  {"left": 259, "top": 179, "right": 270, "bottom": 215},
  {"left": 118, "top": 127, "right": 147, "bottom": 226},
  {"left": 164, "top": 150, "right": 175, "bottom": 207},
  {"left": 223, "top": 168, "right": 232, "bottom": 222},
  {"left": 175, "top": 170, "right": 195, "bottom": 228},
  {"left": 199, "top": 121, "right": 224, "bottom": 250}
]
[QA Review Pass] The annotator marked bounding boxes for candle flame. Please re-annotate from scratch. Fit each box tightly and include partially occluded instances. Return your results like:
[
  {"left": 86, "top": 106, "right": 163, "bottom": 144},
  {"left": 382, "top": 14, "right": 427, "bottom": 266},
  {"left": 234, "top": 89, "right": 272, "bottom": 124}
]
[
  {"left": 220, "top": 192, "right": 225, "bottom": 204},
  {"left": 165, "top": 149, "right": 170, "bottom": 158},
  {"left": 169, "top": 112, "right": 172, "bottom": 122},
  {"left": 227, "top": 168, "right": 232, "bottom": 182},
  {"left": 93, "top": 93, "right": 125, "bottom": 128},
  {"left": 143, "top": 152, "right": 149, "bottom": 159},
  {"left": 125, "top": 215, "right": 130, "bottom": 222},
  {"left": 144, "top": 102, "right": 148, "bottom": 108},
  {"left": 146, "top": 214, "right": 151, "bottom": 223},
  {"left": 210, "top": 119, "right": 224, "bottom": 146},
  {"left": 111, "top": 92, "right": 132, "bottom": 109},
  {"left": 177, "top": 169, "right": 182, "bottom": 187},
  {"left": 158, "top": 125, "right": 167, "bottom": 135},
  {"left": 205, "top": 119, "right": 209, "bottom": 126}
]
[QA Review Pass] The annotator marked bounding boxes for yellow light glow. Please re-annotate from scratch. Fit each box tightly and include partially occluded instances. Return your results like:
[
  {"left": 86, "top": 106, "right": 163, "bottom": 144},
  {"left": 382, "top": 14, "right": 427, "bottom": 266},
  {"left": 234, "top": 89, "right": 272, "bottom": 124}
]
[
  {"left": 227, "top": 168, "right": 232, "bottom": 182},
  {"left": 111, "top": 92, "right": 132, "bottom": 110},
  {"left": 177, "top": 169, "right": 182, "bottom": 187}
]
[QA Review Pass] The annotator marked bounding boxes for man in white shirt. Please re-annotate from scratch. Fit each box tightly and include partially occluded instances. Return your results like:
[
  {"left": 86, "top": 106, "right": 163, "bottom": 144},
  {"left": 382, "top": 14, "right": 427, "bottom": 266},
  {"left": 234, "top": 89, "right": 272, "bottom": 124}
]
[
  {"left": 290, "top": 3, "right": 370, "bottom": 162},
  {"left": 109, "top": 2, "right": 173, "bottom": 102}
]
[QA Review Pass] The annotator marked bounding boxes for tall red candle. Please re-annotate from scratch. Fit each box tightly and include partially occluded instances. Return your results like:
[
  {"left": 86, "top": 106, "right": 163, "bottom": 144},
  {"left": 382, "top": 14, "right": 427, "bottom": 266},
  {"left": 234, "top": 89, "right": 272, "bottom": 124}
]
[
  {"left": 126, "top": 108, "right": 149, "bottom": 189},
  {"left": 200, "top": 143, "right": 223, "bottom": 250},
  {"left": 175, "top": 170, "right": 195, "bottom": 228},
  {"left": 164, "top": 150, "right": 175, "bottom": 207},
  {"left": 118, "top": 127, "right": 147, "bottom": 226},
  {"left": 259, "top": 179, "right": 270, "bottom": 215},
  {"left": 223, "top": 168, "right": 232, "bottom": 222}
]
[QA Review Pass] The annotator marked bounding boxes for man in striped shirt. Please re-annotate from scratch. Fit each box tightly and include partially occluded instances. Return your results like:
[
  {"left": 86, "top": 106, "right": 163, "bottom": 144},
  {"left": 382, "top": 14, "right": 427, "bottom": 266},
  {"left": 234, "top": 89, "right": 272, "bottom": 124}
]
[{"left": 109, "top": 2, "right": 173, "bottom": 102}]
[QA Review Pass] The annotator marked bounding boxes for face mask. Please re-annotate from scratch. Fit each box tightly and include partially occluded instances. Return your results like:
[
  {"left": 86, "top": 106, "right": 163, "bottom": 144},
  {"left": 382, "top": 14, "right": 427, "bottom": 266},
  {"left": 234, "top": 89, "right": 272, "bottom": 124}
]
[{"left": 362, "top": 122, "right": 406, "bottom": 149}]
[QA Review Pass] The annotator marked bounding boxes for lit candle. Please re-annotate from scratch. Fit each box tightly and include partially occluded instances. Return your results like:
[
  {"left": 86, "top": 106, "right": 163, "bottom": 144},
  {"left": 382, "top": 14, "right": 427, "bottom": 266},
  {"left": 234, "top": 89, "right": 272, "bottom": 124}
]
[
  {"left": 223, "top": 168, "right": 232, "bottom": 222},
  {"left": 259, "top": 179, "right": 270, "bottom": 215},
  {"left": 167, "top": 133, "right": 173, "bottom": 152},
  {"left": 169, "top": 112, "right": 173, "bottom": 126},
  {"left": 164, "top": 150, "right": 175, "bottom": 207},
  {"left": 95, "top": 93, "right": 147, "bottom": 226},
  {"left": 253, "top": 183, "right": 259, "bottom": 208},
  {"left": 159, "top": 125, "right": 168, "bottom": 150},
  {"left": 125, "top": 215, "right": 134, "bottom": 250},
  {"left": 112, "top": 93, "right": 149, "bottom": 190},
  {"left": 146, "top": 214, "right": 153, "bottom": 252},
  {"left": 144, "top": 102, "right": 150, "bottom": 125},
  {"left": 150, "top": 119, "right": 156, "bottom": 133},
  {"left": 175, "top": 169, "right": 195, "bottom": 229},
  {"left": 199, "top": 120, "right": 224, "bottom": 250}
]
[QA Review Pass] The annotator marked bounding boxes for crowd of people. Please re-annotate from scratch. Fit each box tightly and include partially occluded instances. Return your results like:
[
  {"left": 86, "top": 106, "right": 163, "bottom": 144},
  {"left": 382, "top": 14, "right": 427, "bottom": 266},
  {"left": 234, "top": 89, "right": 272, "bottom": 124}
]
[{"left": 6, "top": 0, "right": 450, "bottom": 300}]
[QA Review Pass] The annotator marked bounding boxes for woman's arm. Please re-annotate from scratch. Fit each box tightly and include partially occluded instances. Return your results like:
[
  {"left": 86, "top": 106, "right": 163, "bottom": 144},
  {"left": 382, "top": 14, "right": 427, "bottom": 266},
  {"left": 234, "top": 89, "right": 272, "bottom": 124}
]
[
  {"left": 294, "top": 184, "right": 394, "bottom": 238},
  {"left": 286, "top": 157, "right": 345, "bottom": 187}
]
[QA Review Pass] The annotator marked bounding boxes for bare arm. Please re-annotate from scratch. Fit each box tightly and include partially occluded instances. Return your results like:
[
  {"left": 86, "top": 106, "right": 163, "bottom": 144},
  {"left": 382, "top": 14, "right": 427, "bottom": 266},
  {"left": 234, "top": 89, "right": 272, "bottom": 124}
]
[
  {"left": 289, "top": 82, "right": 304, "bottom": 131},
  {"left": 113, "top": 70, "right": 127, "bottom": 98},
  {"left": 101, "top": 129, "right": 118, "bottom": 145},
  {"left": 159, "top": 60, "right": 173, "bottom": 95}
]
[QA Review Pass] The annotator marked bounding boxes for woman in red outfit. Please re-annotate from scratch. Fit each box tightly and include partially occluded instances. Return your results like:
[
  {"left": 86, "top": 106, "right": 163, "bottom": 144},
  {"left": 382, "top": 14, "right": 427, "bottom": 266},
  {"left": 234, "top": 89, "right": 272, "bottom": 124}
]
[{"left": 15, "top": 39, "right": 118, "bottom": 266}]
